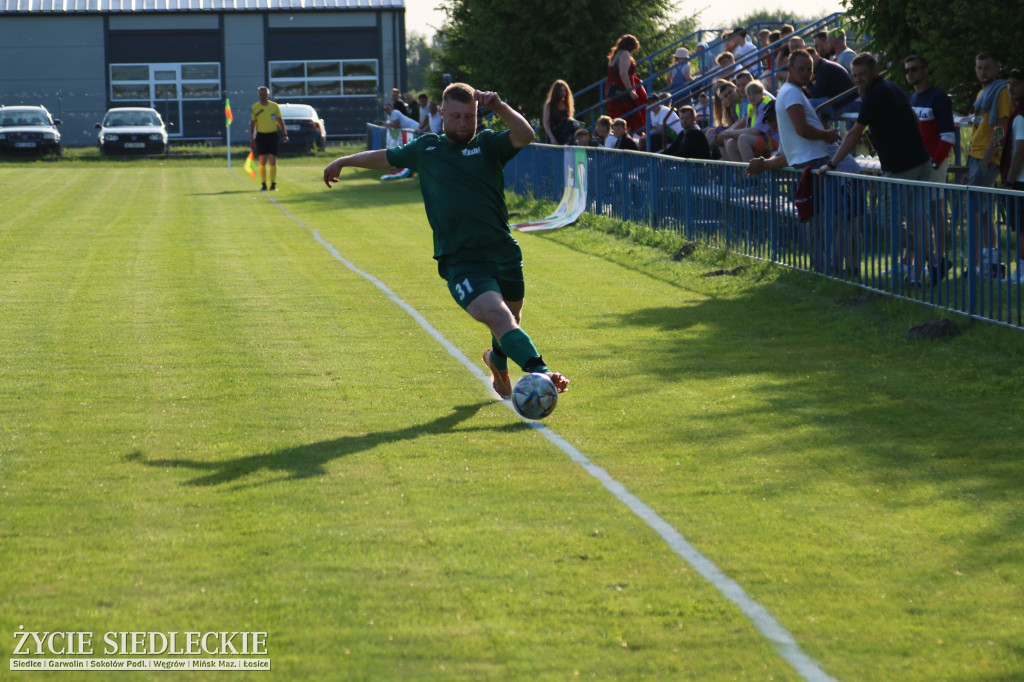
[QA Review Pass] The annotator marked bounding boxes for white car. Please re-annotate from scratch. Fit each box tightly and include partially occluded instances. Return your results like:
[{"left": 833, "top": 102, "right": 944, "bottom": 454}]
[
  {"left": 96, "top": 107, "right": 169, "bottom": 155},
  {"left": 0, "top": 105, "right": 61, "bottom": 156}
]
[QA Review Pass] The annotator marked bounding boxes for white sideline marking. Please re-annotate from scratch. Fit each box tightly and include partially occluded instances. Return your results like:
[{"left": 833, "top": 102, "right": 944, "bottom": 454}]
[{"left": 250, "top": 178, "right": 836, "bottom": 682}]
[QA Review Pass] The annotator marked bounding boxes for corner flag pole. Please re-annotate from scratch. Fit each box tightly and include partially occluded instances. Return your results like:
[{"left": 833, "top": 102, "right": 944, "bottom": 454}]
[{"left": 225, "top": 98, "right": 234, "bottom": 171}]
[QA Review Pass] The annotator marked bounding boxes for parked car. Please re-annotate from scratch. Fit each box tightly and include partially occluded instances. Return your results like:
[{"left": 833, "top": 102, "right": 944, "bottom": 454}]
[
  {"left": 0, "top": 105, "right": 61, "bottom": 156},
  {"left": 278, "top": 103, "right": 327, "bottom": 152},
  {"left": 96, "top": 107, "right": 169, "bottom": 155}
]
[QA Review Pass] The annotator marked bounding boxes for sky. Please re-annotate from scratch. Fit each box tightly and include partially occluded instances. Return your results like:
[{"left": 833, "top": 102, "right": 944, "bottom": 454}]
[{"left": 403, "top": 0, "right": 847, "bottom": 40}]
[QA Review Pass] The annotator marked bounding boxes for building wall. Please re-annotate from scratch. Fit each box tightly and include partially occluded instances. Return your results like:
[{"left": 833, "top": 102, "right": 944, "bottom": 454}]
[
  {"left": 224, "top": 13, "right": 266, "bottom": 143},
  {"left": 0, "top": 9, "right": 403, "bottom": 147},
  {"left": 0, "top": 16, "right": 106, "bottom": 146}
]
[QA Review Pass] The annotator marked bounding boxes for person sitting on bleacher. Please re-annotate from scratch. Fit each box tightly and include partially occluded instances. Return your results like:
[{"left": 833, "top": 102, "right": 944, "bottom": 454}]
[
  {"left": 813, "top": 31, "right": 833, "bottom": 59},
  {"left": 662, "top": 105, "right": 712, "bottom": 160},
  {"left": 727, "top": 28, "right": 758, "bottom": 76},
  {"left": 609, "top": 117, "right": 639, "bottom": 151},
  {"left": 667, "top": 48, "right": 695, "bottom": 92},
  {"left": 593, "top": 115, "right": 613, "bottom": 147},
  {"left": 714, "top": 51, "right": 738, "bottom": 78},
  {"left": 643, "top": 92, "right": 683, "bottom": 152},
  {"left": 830, "top": 29, "right": 857, "bottom": 73},
  {"left": 807, "top": 47, "right": 857, "bottom": 123}
]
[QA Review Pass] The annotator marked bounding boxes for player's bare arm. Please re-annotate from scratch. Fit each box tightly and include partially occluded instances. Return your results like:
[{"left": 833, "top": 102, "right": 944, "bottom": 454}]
[
  {"left": 323, "top": 150, "right": 392, "bottom": 187},
  {"left": 475, "top": 90, "right": 536, "bottom": 149}
]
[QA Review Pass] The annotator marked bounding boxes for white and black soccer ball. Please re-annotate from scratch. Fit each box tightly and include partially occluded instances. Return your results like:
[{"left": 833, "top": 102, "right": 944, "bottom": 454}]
[{"left": 510, "top": 373, "right": 558, "bottom": 420}]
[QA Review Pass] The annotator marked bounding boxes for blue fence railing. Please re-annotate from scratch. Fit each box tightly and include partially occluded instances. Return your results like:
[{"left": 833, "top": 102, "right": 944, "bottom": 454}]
[
  {"left": 364, "top": 124, "right": 1024, "bottom": 329},
  {"left": 505, "top": 143, "right": 1024, "bottom": 330}
]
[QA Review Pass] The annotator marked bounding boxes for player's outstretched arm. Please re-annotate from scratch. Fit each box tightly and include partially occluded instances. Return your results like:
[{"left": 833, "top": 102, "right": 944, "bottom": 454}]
[
  {"left": 475, "top": 90, "right": 536, "bottom": 149},
  {"left": 323, "top": 150, "right": 392, "bottom": 187}
]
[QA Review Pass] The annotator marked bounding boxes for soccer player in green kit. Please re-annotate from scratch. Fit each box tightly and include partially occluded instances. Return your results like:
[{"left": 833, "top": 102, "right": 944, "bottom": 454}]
[{"left": 322, "top": 83, "right": 569, "bottom": 400}]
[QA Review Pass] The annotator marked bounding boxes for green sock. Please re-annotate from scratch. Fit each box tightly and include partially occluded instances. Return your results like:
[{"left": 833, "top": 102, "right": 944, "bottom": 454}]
[
  {"left": 499, "top": 328, "right": 547, "bottom": 372},
  {"left": 490, "top": 336, "right": 509, "bottom": 372}
]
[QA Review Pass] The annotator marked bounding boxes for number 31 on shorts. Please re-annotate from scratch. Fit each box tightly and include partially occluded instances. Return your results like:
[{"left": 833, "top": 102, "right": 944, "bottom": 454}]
[{"left": 454, "top": 277, "right": 474, "bottom": 301}]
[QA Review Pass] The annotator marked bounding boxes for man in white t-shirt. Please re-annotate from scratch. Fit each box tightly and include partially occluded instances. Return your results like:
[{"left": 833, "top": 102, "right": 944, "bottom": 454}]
[
  {"left": 728, "top": 28, "right": 759, "bottom": 76},
  {"left": 416, "top": 100, "right": 443, "bottom": 135},
  {"left": 384, "top": 102, "right": 419, "bottom": 130},
  {"left": 1002, "top": 67, "right": 1024, "bottom": 283},
  {"left": 644, "top": 93, "right": 683, "bottom": 151},
  {"left": 773, "top": 49, "right": 840, "bottom": 169}
]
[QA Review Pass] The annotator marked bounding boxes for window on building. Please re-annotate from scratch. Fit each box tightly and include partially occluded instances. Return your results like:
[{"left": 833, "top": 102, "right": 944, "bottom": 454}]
[
  {"left": 110, "top": 63, "right": 222, "bottom": 102},
  {"left": 269, "top": 59, "right": 377, "bottom": 98}
]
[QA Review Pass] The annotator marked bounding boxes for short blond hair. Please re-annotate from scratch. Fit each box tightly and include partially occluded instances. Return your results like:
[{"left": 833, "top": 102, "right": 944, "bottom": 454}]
[{"left": 442, "top": 82, "right": 475, "bottom": 105}]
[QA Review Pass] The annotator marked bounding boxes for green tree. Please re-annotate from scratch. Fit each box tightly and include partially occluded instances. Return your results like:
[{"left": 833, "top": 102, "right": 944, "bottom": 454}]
[
  {"left": 406, "top": 31, "right": 433, "bottom": 93},
  {"left": 428, "top": 0, "right": 689, "bottom": 126},
  {"left": 842, "top": 0, "right": 1024, "bottom": 109}
]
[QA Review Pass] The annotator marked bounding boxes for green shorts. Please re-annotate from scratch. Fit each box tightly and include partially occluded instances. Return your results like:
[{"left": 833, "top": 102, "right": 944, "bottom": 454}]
[{"left": 441, "top": 259, "right": 525, "bottom": 310}]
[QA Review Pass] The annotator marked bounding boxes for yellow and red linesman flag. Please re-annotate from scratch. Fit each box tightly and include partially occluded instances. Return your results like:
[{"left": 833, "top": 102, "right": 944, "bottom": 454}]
[
  {"left": 244, "top": 150, "right": 257, "bottom": 179},
  {"left": 224, "top": 98, "right": 234, "bottom": 126}
]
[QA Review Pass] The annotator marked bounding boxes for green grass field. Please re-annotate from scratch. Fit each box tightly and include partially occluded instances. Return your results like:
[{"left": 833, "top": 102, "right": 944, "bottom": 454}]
[{"left": 1, "top": 151, "right": 1022, "bottom": 680}]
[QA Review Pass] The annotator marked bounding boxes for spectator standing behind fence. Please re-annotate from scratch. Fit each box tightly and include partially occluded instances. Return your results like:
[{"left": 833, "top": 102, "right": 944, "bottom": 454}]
[
  {"left": 606, "top": 34, "right": 648, "bottom": 133},
  {"left": 663, "top": 105, "right": 712, "bottom": 159},
  {"left": 968, "top": 51, "right": 1011, "bottom": 278},
  {"left": 1000, "top": 68, "right": 1024, "bottom": 284},
  {"left": 770, "top": 50, "right": 841, "bottom": 172},
  {"left": 542, "top": 80, "right": 577, "bottom": 145},
  {"left": 391, "top": 88, "right": 409, "bottom": 116},
  {"left": 746, "top": 97, "right": 858, "bottom": 274},
  {"left": 416, "top": 100, "right": 443, "bottom": 135},
  {"left": 384, "top": 102, "right": 419, "bottom": 130},
  {"left": 820, "top": 52, "right": 932, "bottom": 283},
  {"left": 906, "top": 54, "right": 956, "bottom": 283}
]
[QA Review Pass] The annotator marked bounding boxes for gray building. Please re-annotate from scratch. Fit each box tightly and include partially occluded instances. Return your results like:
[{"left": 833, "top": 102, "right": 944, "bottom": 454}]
[{"left": 0, "top": 0, "right": 407, "bottom": 147}]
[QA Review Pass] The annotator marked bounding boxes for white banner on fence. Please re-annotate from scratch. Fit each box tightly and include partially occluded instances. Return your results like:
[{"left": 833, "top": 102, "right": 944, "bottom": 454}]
[{"left": 513, "top": 147, "right": 587, "bottom": 232}]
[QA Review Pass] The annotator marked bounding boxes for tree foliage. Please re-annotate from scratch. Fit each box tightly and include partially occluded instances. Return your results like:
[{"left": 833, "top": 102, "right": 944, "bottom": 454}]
[
  {"left": 428, "top": 0, "right": 692, "bottom": 124},
  {"left": 842, "top": 0, "right": 1024, "bottom": 109},
  {"left": 406, "top": 31, "right": 433, "bottom": 93}
]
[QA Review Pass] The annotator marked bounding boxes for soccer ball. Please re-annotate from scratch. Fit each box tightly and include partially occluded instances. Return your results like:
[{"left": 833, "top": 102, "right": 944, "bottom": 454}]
[{"left": 510, "top": 373, "right": 559, "bottom": 420}]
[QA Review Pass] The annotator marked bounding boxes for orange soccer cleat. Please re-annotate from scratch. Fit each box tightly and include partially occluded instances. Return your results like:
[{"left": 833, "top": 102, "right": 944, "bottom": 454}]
[{"left": 482, "top": 349, "right": 512, "bottom": 399}]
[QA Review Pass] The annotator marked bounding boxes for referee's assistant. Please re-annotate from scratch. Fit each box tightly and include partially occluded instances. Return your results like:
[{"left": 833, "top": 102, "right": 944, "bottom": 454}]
[{"left": 250, "top": 85, "right": 289, "bottom": 191}]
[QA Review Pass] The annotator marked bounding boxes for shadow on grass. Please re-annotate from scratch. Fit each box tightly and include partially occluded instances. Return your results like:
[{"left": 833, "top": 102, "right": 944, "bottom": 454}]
[{"left": 124, "top": 401, "right": 520, "bottom": 488}]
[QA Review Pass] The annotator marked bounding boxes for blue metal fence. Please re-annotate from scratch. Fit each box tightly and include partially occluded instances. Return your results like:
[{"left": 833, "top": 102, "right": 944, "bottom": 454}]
[{"left": 505, "top": 143, "right": 1024, "bottom": 330}]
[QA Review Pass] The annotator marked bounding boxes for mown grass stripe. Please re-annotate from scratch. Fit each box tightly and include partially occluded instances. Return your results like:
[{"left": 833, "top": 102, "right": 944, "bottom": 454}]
[{"left": 252, "top": 172, "right": 838, "bottom": 682}]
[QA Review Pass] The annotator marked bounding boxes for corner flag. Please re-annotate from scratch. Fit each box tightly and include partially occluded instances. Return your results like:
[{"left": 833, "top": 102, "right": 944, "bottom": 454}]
[
  {"left": 224, "top": 98, "right": 234, "bottom": 126},
  {"left": 244, "top": 150, "right": 257, "bottom": 179}
]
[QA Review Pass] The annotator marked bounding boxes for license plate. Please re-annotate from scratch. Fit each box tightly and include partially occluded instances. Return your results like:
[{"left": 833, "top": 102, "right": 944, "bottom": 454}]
[
  {"left": 286, "top": 125, "right": 300, "bottom": 131},
  {"left": 124, "top": 142, "right": 145, "bottom": 148},
  {"left": 14, "top": 142, "right": 37, "bottom": 148}
]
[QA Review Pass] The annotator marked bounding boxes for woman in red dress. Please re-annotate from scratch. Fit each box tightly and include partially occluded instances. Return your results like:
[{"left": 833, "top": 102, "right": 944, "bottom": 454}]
[{"left": 606, "top": 34, "right": 647, "bottom": 132}]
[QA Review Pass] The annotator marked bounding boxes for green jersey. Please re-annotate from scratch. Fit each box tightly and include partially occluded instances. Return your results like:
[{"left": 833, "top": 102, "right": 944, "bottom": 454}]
[{"left": 386, "top": 129, "right": 522, "bottom": 268}]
